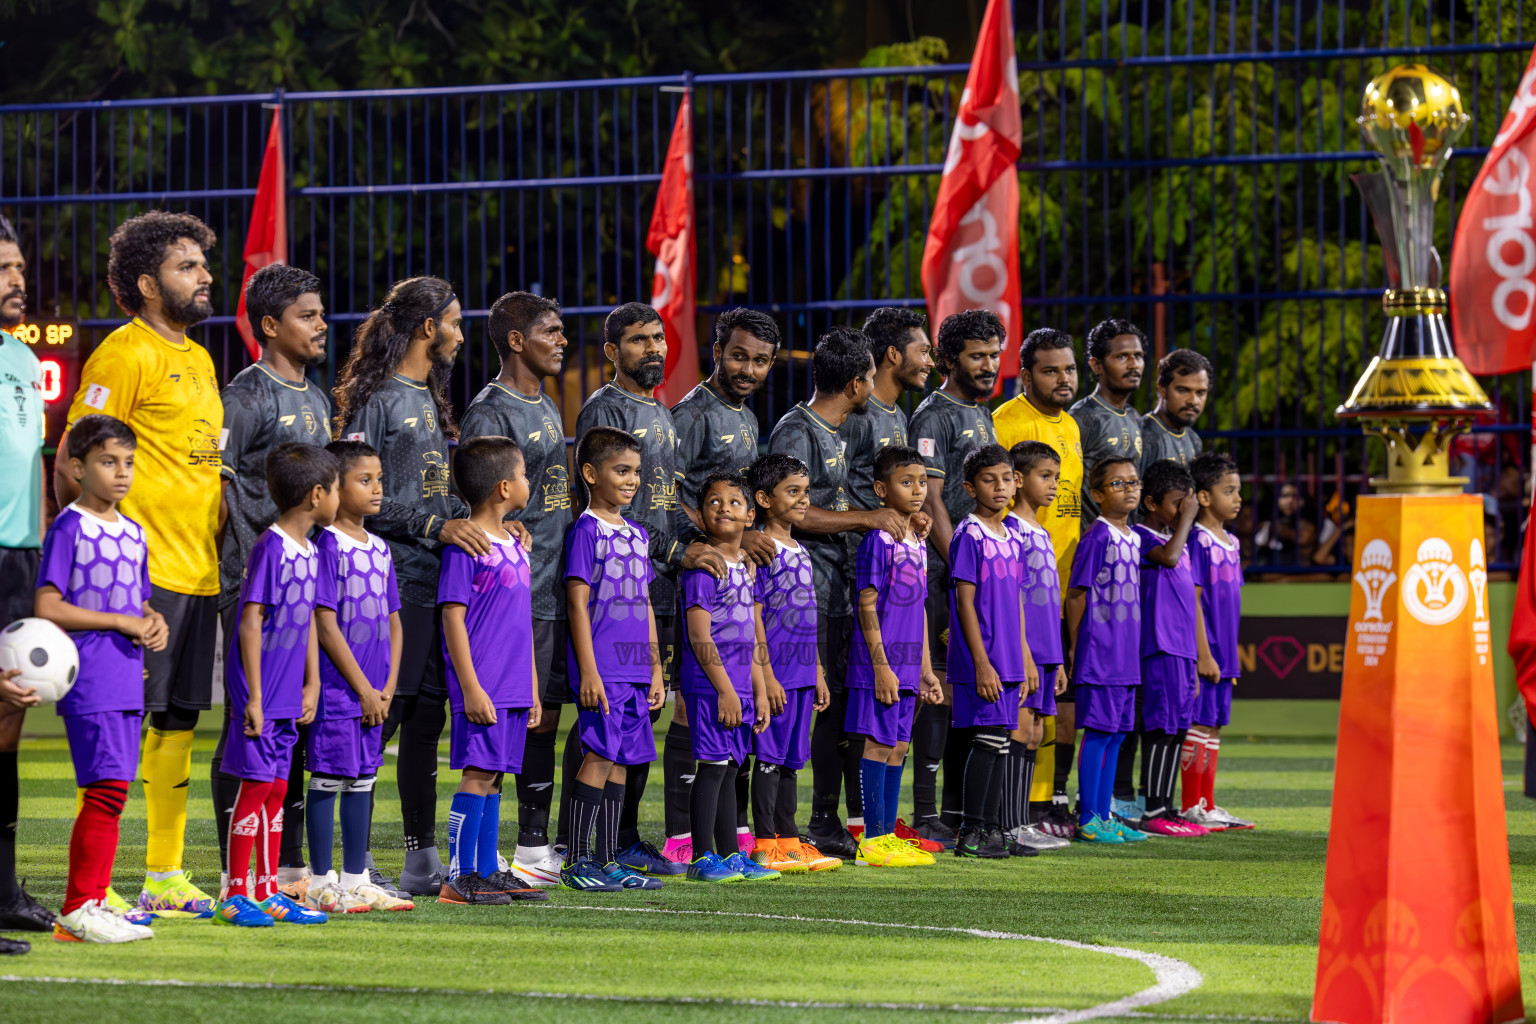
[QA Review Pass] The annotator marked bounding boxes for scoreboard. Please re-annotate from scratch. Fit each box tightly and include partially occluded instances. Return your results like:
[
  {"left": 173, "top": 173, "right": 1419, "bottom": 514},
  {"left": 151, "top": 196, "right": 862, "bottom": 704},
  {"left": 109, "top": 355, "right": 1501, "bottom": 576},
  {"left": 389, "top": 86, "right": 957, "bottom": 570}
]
[{"left": 10, "top": 320, "right": 79, "bottom": 446}]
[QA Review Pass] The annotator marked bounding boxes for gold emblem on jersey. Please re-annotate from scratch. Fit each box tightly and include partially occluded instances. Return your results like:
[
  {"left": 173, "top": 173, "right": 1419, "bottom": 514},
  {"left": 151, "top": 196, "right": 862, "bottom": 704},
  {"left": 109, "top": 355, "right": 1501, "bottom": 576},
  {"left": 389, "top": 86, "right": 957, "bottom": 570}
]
[
  {"left": 421, "top": 450, "right": 450, "bottom": 498},
  {"left": 424, "top": 404, "right": 437, "bottom": 435},
  {"left": 544, "top": 465, "right": 570, "bottom": 511},
  {"left": 303, "top": 408, "right": 317, "bottom": 436}
]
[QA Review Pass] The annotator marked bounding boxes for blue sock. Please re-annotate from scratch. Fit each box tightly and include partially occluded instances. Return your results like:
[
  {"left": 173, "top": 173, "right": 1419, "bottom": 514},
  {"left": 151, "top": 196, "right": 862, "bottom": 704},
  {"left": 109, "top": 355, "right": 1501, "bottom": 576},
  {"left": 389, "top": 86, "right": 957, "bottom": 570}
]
[
  {"left": 339, "top": 785, "right": 371, "bottom": 877},
  {"left": 883, "top": 760, "right": 905, "bottom": 838},
  {"left": 447, "top": 792, "right": 486, "bottom": 879},
  {"left": 305, "top": 783, "right": 338, "bottom": 877},
  {"left": 1101, "top": 733, "right": 1128, "bottom": 823},
  {"left": 859, "top": 757, "right": 887, "bottom": 838},
  {"left": 1077, "top": 731, "right": 1112, "bottom": 823},
  {"left": 476, "top": 792, "right": 502, "bottom": 877}
]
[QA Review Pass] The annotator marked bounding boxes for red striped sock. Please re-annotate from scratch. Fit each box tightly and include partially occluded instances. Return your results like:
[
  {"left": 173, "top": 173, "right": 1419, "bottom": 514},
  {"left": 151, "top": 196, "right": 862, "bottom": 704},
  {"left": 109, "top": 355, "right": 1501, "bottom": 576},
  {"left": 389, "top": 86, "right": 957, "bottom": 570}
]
[
  {"left": 1179, "top": 733, "right": 1203, "bottom": 812},
  {"left": 227, "top": 780, "right": 272, "bottom": 899},
  {"left": 1201, "top": 734, "right": 1220, "bottom": 810},
  {"left": 254, "top": 778, "right": 288, "bottom": 902},
  {"left": 63, "top": 781, "right": 129, "bottom": 915}
]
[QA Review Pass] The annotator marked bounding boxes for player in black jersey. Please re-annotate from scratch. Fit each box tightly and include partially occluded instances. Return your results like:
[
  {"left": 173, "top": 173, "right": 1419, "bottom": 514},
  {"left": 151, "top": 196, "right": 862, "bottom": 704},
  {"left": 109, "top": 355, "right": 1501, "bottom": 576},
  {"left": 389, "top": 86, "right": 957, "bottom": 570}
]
[
  {"left": 840, "top": 307, "right": 933, "bottom": 512},
  {"left": 1069, "top": 319, "right": 1146, "bottom": 526},
  {"left": 1142, "top": 348, "right": 1210, "bottom": 467}
]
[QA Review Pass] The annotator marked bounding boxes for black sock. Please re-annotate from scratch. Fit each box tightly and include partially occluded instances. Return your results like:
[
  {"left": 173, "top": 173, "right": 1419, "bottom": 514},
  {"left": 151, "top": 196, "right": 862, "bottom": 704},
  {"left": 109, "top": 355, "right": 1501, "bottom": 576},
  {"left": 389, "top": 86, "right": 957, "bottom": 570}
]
[
  {"left": 961, "top": 728, "right": 1004, "bottom": 832},
  {"left": 598, "top": 780, "right": 625, "bottom": 864},
  {"left": 1053, "top": 734, "right": 1075, "bottom": 798},
  {"left": 0, "top": 750, "right": 16, "bottom": 901},
  {"left": 398, "top": 695, "right": 446, "bottom": 852},
  {"left": 939, "top": 724, "right": 969, "bottom": 831},
  {"left": 715, "top": 761, "right": 740, "bottom": 854},
  {"left": 911, "top": 702, "right": 947, "bottom": 822},
  {"left": 1144, "top": 731, "right": 1178, "bottom": 816},
  {"left": 841, "top": 730, "right": 865, "bottom": 820},
  {"left": 1113, "top": 728, "right": 1139, "bottom": 802},
  {"left": 279, "top": 736, "right": 307, "bottom": 867},
  {"left": 617, "top": 762, "right": 648, "bottom": 850},
  {"left": 690, "top": 761, "right": 732, "bottom": 856},
  {"left": 570, "top": 780, "right": 603, "bottom": 863},
  {"left": 775, "top": 768, "right": 799, "bottom": 839},
  {"left": 556, "top": 721, "right": 583, "bottom": 850},
  {"left": 735, "top": 757, "right": 751, "bottom": 831},
  {"left": 516, "top": 727, "right": 557, "bottom": 842},
  {"left": 809, "top": 691, "right": 846, "bottom": 820},
  {"left": 751, "top": 761, "right": 780, "bottom": 840},
  {"left": 983, "top": 739, "right": 1008, "bottom": 832},
  {"left": 1013, "top": 741, "right": 1037, "bottom": 828},
  {"left": 662, "top": 722, "right": 694, "bottom": 837},
  {"left": 209, "top": 706, "right": 242, "bottom": 867}
]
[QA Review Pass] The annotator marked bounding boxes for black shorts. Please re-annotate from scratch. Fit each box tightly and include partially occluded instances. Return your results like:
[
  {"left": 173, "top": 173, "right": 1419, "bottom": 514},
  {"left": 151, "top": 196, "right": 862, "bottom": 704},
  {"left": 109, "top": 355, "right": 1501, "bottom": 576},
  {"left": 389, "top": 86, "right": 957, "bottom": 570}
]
[
  {"left": 817, "top": 613, "right": 853, "bottom": 694},
  {"left": 656, "top": 613, "right": 680, "bottom": 692},
  {"left": 395, "top": 602, "right": 446, "bottom": 700},
  {"left": 144, "top": 587, "right": 218, "bottom": 713},
  {"left": 925, "top": 563, "right": 951, "bottom": 672},
  {"left": 1057, "top": 618, "right": 1076, "bottom": 703},
  {"left": 535, "top": 617, "right": 572, "bottom": 707},
  {"left": 0, "top": 546, "right": 40, "bottom": 629}
]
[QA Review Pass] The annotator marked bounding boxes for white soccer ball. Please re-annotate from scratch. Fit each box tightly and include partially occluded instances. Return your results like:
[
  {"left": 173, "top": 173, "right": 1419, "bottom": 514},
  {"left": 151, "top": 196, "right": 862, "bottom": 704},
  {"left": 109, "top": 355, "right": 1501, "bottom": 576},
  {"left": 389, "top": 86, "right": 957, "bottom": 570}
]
[{"left": 0, "top": 617, "right": 80, "bottom": 705}]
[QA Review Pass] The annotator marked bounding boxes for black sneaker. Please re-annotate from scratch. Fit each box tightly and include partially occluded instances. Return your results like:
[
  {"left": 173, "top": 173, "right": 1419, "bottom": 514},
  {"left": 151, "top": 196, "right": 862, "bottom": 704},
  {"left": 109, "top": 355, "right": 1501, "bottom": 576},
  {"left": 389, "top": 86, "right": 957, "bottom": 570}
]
[
  {"left": 485, "top": 870, "right": 550, "bottom": 901},
  {"left": 0, "top": 885, "right": 54, "bottom": 932},
  {"left": 0, "top": 936, "right": 28, "bottom": 955},
  {"left": 954, "top": 826, "right": 1009, "bottom": 859},
  {"left": 913, "top": 817, "right": 958, "bottom": 850},
  {"left": 804, "top": 820, "right": 857, "bottom": 860},
  {"left": 368, "top": 868, "right": 411, "bottom": 901},
  {"left": 999, "top": 827, "right": 1040, "bottom": 858},
  {"left": 437, "top": 872, "right": 513, "bottom": 905}
]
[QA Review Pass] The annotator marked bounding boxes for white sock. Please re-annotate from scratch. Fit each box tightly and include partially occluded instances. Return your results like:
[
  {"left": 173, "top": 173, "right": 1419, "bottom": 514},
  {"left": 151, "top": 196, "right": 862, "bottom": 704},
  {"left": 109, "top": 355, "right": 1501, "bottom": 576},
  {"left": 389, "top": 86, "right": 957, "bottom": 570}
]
[
  {"left": 146, "top": 869, "right": 180, "bottom": 882},
  {"left": 339, "top": 870, "right": 369, "bottom": 890},
  {"left": 848, "top": 816, "right": 864, "bottom": 828},
  {"left": 276, "top": 866, "right": 308, "bottom": 884}
]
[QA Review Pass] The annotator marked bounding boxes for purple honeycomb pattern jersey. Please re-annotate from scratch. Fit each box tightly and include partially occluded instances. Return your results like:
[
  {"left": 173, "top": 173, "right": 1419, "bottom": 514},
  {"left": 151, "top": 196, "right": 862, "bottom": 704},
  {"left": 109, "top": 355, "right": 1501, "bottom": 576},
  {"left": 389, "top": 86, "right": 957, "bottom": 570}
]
[
  {"left": 679, "top": 556, "right": 756, "bottom": 697},
  {"left": 227, "top": 526, "right": 319, "bottom": 719},
  {"left": 847, "top": 529, "right": 928, "bottom": 692},
  {"left": 439, "top": 532, "right": 535, "bottom": 710},
  {"left": 314, "top": 527, "right": 400, "bottom": 720},
  {"left": 1190, "top": 523, "right": 1244, "bottom": 678},
  {"left": 1133, "top": 524, "right": 1198, "bottom": 659},
  {"left": 1009, "top": 514, "right": 1063, "bottom": 667},
  {"left": 755, "top": 539, "right": 819, "bottom": 690},
  {"left": 38, "top": 505, "right": 151, "bottom": 716},
  {"left": 565, "top": 511, "right": 656, "bottom": 685},
  {"left": 946, "top": 515, "right": 1026, "bottom": 684},
  {"left": 1066, "top": 519, "right": 1141, "bottom": 686}
]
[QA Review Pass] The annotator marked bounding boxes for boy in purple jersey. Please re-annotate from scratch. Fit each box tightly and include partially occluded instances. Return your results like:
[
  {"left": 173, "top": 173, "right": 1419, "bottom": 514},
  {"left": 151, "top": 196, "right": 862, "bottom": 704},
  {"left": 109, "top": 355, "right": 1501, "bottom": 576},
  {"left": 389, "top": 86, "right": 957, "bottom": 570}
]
[
  {"left": 846, "top": 446, "right": 942, "bottom": 869},
  {"left": 36, "top": 416, "right": 165, "bottom": 944},
  {"left": 305, "top": 440, "right": 412, "bottom": 914},
  {"left": 437, "top": 437, "right": 553, "bottom": 905},
  {"left": 216, "top": 443, "right": 338, "bottom": 927},
  {"left": 1130, "top": 460, "right": 1209, "bottom": 838},
  {"left": 563, "top": 427, "right": 667, "bottom": 892},
  {"left": 948, "top": 444, "right": 1039, "bottom": 860},
  {"left": 679, "top": 473, "right": 780, "bottom": 884},
  {"left": 1004, "top": 441, "right": 1071, "bottom": 853},
  {"left": 747, "top": 453, "right": 839, "bottom": 874},
  {"left": 1183, "top": 452, "right": 1253, "bottom": 831},
  {"left": 1066, "top": 456, "right": 1146, "bottom": 845}
]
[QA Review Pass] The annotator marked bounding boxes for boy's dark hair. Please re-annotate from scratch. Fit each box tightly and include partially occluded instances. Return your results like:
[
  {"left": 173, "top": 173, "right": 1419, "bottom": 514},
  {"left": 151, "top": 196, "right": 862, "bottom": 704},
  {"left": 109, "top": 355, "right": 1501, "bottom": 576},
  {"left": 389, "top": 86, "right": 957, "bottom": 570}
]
[
  {"left": 697, "top": 471, "right": 749, "bottom": 508},
  {"left": 1191, "top": 450, "right": 1239, "bottom": 493},
  {"left": 862, "top": 306, "right": 927, "bottom": 368},
  {"left": 749, "top": 452, "right": 810, "bottom": 509},
  {"left": 714, "top": 308, "right": 781, "bottom": 352},
  {"left": 962, "top": 442, "right": 1013, "bottom": 484},
  {"left": 1009, "top": 439, "right": 1061, "bottom": 476},
  {"left": 106, "top": 211, "right": 217, "bottom": 315},
  {"left": 68, "top": 414, "right": 136, "bottom": 460},
  {"left": 324, "top": 439, "right": 379, "bottom": 476},
  {"left": 576, "top": 425, "right": 642, "bottom": 476},
  {"left": 1157, "top": 347, "right": 1214, "bottom": 388},
  {"left": 936, "top": 308, "right": 1005, "bottom": 368},
  {"left": 457, "top": 435, "right": 525, "bottom": 507},
  {"left": 266, "top": 442, "right": 339, "bottom": 513},
  {"left": 1085, "top": 318, "right": 1146, "bottom": 363},
  {"left": 1088, "top": 455, "right": 1138, "bottom": 494},
  {"left": 488, "top": 291, "right": 562, "bottom": 361},
  {"left": 1142, "top": 459, "right": 1195, "bottom": 506},
  {"left": 810, "top": 326, "right": 872, "bottom": 395},
  {"left": 604, "top": 301, "right": 662, "bottom": 348},
  {"left": 0, "top": 213, "right": 16, "bottom": 245},
  {"left": 1019, "top": 327, "right": 1076, "bottom": 373},
  {"left": 874, "top": 444, "right": 925, "bottom": 483},
  {"left": 244, "top": 264, "right": 321, "bottom": 339}
]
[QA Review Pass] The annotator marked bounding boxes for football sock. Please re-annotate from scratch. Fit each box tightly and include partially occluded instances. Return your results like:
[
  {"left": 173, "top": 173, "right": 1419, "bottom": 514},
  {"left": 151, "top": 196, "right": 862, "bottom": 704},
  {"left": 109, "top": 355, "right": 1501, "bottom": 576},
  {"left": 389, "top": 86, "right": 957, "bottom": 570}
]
[
  {"left": 1100, "top": 733, "right": 1127, "bottom": 823},
  {"left": 689, "top": 761, "right": 732, "bottom": 856},
  {"left": 735, "top": 757, "right": 751, "bottom": 831},
  {"left": 1053, "top": 733, "right": 1076, "bottom": 802},
  {"left": 476, "top": 792, "right": 502, "bottom": 877},
  {"left": 1001, "top": 739, "right": 1027, "bottom": 832},
  {"left": 1145, "top": 731, "right": 1181, "bottom": 817},
  {"left": 339, "top": 779, "right": 372, "bottom": 877},
  {"left": 516, "top": 727, "right": 557, "bottom": 842},
  {"left": 751, "top": 761, "right": 780, "bottom": 840},
  {"left": 0, "top": 750, "right": 17, "bottom": 901},
  {"left": 397, "top": 695, "right": 446, "bottom": 865},
  {"left": 808, "top": 692, "right": 846, "bottom": 819},
  {"left": 984, "top": 741, "right": 1008, "bottom": 831},
  {"left": 911, "top": 702, "right": 947, "bottom": 822},
  {"left": 569, "top": 781, "right": 602, "bottom": 863},
  {"left": 1202, "top": 734, "right": 1221, "bottom": 809},
  {"left": 1113, "top": 728, "right": 1139, "bottom": 802},
  {"left": 774, "top": 767, "right": 799, "bottom": 839},
  {"left": 1180, "top": 731, "right": 1204, "bottom": 811},
  {"left": 858, "top": 756, "right": 886, "bottom": 839},
  {"left": 142, "top": 726, "right": 193, "bottom": 873},
  {"left": 1017, "top": 741, "right": 1037, "bottom": 828},
  {"left": 715, "top": 762, "right": 741, "bottom": 855},
  {"left": 63, "top": 780, "right": 128, "bottom": 915},
  {"left": 1030, "top": 716, "right": 1056, "bottom": 803},
  {"left": 447, "top": 792, "right": 485, "bottom": 880},
  {"left": 882, "top": 758, "right": 906, "bottom": 838},
  {"left": 842, "top": 727, "right": 865, "bottom": 821},
  {"left": 938, "top": 724, "right": 969, "bottom": 832},
  {"left": 1076, "top": 730, "right": 1112, "bottom": 823},
  {"left": 662, "top": 722, "right": 695, "bottom": 838},
  {"left": 305, "top": 776, "right": 344, "bottom": 878},
  {"left": 278, "top": 740, "right": 307, "bottom": 869},
  {"left": 208, "top": 708, "right": 242, "bottom": 866},
  {"left": 961, "top": 728, "right": 1004, "bottom": 832},
  {"left": 599, "top": 780, "right": 626, "bottom": 864},
  {"left": 617, "top": 763, "right": 648, "bottom": 850},
  {"left": 256, "top": 777, "right": 288, "bottom": 901},
  {"left": 556, "top": 721, "right": 583, "bottom": 851},
  {"left": 226, "top": 780, "right": 270, "bottom": 900}
]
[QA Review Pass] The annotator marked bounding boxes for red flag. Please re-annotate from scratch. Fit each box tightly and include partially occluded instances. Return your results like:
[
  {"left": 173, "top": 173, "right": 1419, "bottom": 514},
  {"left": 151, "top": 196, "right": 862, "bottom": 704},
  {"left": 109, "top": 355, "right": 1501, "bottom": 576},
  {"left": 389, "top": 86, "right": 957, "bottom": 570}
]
[
  {"left": 1450, "top": 47, "right": 1536, "bottom": 375},
  {"left": 920, "top": 0, "right": 1022, "bottom": 392},
  {"left": 1510, "top": 510, "right": 1536, "bottom": 710},
  {"left": 649, "top": 93, "right": 698, "bottom": 406},
  {"left": 234, "top": 109, "right": 288, "bottom": 363}
]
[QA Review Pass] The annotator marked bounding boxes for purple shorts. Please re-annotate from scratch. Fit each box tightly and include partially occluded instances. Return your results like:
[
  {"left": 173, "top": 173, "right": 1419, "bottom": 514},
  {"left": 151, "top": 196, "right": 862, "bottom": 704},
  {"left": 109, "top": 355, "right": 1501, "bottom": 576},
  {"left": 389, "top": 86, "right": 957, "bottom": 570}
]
[
  {"left": 1194, "top": 677, "right": 1235, "bottom": 728},
  {"left": 755, "top": 686, "right": 815, "bottom": 769},
  {"left": 951, "top": 681, "right": 1021, "bottom": 730},
  {"left": 685, "top": 690, "right": 755, "bottom": 764},
  {"left": 63, "top": 710, "right": 142, "bottom": 786},
  {"left": 845, "top": 688, "right": 917, "bottom": 748},
  {"left": 1022, "top": 666, "right": 1059, "bottom": 717},
  {"left": 576, "top": 682, "right": 656, "bottom": 767},
  {"left": 308, "top": 717, "right": 367, "bottom": 778},
  {"left": 449, "top": 709, "right": 529, "bottom": 773},
  {"left": 1075, "top": 683, "right": 1136, "bottom": 734},
  {"left": 361, "top": 721, "right": 384, "bottom": 774},
  {"left": 1142, "top": 654, "right": 1198, "bottom": 733},
  {"left": 223, "top": 717, "right": 300, "bottom": 782}
]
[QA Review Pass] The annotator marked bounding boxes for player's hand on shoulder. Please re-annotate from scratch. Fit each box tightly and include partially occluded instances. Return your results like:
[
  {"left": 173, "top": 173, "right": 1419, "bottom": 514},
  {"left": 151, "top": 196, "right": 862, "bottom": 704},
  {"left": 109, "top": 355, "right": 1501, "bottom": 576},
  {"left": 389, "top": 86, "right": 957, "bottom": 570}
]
[
  {"left": 0, "top": 669, "right": 39, "bottom": 708},
  {"left": 683, "top": 541, "right": 727, "bottom": 579},
  {"left": 508, "top": 519, "right": 532, "bottom": 551},
  {"left": 869, "top": 508, "right": 909, "bottom": 542},
  {"left": 441, "top": 518, "right": 493, "bottom": 556},
  {"left": 910, "top": 510, "right": 933, "bottom": 542},
  {"left": 740, "top": 529, "right": 776, "bottom": 567}
]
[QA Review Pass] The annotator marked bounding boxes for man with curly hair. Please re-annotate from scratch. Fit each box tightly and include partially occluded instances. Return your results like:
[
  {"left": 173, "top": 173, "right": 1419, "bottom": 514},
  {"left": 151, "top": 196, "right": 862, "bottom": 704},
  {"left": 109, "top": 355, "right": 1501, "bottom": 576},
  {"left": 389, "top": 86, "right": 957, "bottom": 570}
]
[{"left": 55, "top": 210, "right": 223, "bottom": 917}]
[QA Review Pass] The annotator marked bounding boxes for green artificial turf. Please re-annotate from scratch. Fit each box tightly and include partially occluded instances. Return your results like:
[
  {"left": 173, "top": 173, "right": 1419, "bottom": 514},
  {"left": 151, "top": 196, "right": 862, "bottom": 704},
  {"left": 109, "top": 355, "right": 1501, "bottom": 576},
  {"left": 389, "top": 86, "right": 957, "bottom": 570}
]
[{"left": 3, "top": 708, "right": 1534, "bottom": 1024}]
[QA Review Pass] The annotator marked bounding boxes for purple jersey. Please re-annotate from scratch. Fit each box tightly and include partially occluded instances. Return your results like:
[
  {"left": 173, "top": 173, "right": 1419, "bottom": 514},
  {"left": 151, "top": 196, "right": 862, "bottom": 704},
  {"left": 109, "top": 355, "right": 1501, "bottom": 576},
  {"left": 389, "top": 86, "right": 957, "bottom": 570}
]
[
  {"left": 1009, "top": 514, "right": 1063, "bottom": 667},
  {"left": 314, "top": 527, "right": 400, "bottom": 721},
  {"left": 847, "top": 529, "right": 928, "bottom": 692},
  {"left": 439, "top": 532, "right": 535, "bottom": 710},
  {"left": 564, "top": 511, "right": 656, "bottom": 685},
  {"left": 754, "top": 539, "right": 819, "bottom": 690},
  {"left": 38, "top": 505, "right": 150, "bottom": 716},
  {"left": 947, "top": 516, "right": 1026, "bottom": 684},
  {"left": 227, "top": 527, "right": 319, "bottom": 719},
  {"left": 1190, "top": 523, "right": 1244, "bottom": 677},
  {"left": 679, "top": 556, "right": 756, "bottom": 698},
  {"left": 1133, "top": 524, "right": 1199, "bottom": 659},
  {"left": 1066, "top": 519, "right": 1141, "bottom": 686}
]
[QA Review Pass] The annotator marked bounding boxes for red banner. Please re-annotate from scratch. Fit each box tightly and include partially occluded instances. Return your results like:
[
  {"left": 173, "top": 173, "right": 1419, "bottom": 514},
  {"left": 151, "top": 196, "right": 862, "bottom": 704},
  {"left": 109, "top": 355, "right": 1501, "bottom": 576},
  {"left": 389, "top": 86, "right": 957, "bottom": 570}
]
[
  {"left": 649, "top": 93, "right": 698, "bottom": 406},
  {"left": 234, "top": 109, "right": 288, "bottom": 363},
  {"left": 919, "top": 0, "right": 1022, "bottom": 391},
  {"left": 1450, "top": 46, "right": 1536, "bottom": 375}
]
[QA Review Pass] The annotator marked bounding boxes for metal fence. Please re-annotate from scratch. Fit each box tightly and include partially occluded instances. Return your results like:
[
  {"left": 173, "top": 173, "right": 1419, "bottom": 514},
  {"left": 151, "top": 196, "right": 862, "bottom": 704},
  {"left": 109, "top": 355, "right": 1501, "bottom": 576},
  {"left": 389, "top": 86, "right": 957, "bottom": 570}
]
[{"left": 3, "top": 0, "right": 1535, "bottom": 572}]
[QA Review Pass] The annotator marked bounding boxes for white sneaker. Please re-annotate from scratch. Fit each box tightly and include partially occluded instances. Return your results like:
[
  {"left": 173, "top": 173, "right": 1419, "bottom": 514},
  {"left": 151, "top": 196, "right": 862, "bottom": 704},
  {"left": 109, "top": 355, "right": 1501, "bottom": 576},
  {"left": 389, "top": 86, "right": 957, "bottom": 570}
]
[
  {"left": 497, "top": 852, "right": 511, "bottom": 874},
  {"left": 348, "top": 882, "right": 415, "bottom": 912},
  {"left": 1182, "top": 803, "right": 1226, "bottom": 830},
  {"left": 1205, "top": 804, "right": 1255, "bottom": 830},
  {"left": 1009, "top": 824, "right": 1071, "bottom": 851},
  {"left": 511, "top": 844, "right": 562, "bottom": 887},
  {"left": 54, "top": 901, "right": 152, "bottom": 944}
]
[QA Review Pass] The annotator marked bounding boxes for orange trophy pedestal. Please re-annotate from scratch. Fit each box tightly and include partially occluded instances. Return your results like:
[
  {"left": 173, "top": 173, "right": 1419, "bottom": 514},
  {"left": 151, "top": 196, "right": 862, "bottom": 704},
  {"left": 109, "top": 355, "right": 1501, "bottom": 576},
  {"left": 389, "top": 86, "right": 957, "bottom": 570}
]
[{"left": 1312, "top": 494, "right": 1522, "bottom": 1024}]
